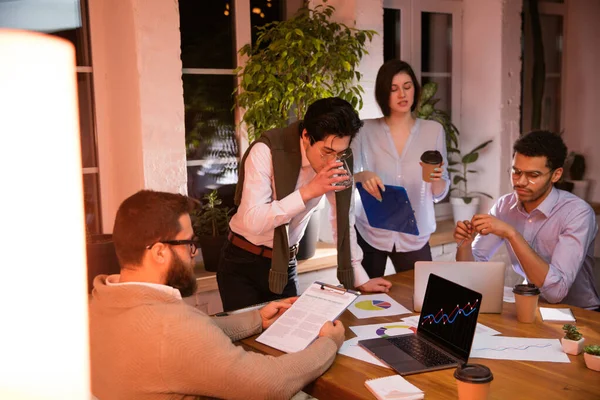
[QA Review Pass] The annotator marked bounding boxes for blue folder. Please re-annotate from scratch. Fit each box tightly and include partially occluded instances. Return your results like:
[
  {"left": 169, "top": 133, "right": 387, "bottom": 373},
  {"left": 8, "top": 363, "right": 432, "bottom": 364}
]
[{"left": 356, "top": 183, "right": 419, "bottom": 235}]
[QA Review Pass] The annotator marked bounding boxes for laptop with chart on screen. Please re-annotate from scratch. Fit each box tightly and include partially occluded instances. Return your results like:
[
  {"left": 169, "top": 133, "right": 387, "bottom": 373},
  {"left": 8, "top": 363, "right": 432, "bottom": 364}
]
[{"left": 358, "top": 274, "right": 482, "bottom": 375}]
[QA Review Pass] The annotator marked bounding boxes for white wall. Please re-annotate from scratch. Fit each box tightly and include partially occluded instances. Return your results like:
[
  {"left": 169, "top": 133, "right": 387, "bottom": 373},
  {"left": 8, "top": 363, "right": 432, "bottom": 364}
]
[
  {"left": 461, "top": 0, "right": 522, "bottom": 213},
  {"left": 501, "top": 0, "right": 524, "bottom": 196},
  {"left": 315, "top": 0, "right": 384, "bottom": 120},
  {"left": 89, "top": 0, "right": 187, "bottom": 232},
  {"left": 563, "top": 0, "right": 600, "bottom": 202}
]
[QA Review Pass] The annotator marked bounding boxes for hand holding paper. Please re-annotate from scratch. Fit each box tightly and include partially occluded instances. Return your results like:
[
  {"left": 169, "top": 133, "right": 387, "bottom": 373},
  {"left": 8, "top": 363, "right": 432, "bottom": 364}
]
[
  {"left": 259, "top": 297, "right": 298, "bottom": 329},
  {"left": 319, "top": 320, "right": 346, "bottom": 349},
  {"left": 256, "top": 282, "right": 359, "bottom": 353}
]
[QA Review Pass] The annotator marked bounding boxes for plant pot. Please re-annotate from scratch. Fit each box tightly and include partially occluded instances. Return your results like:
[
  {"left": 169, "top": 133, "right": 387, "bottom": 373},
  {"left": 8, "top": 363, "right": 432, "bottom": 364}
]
[
  {"left": 584, "top": 352, "right": 600, "bottom": 372},
  {"left": 297, "top": 210, "right": 321, "bottom": 261},
  {"left": 450, "top": 197, "right": 480, "bottom": 226},
  {"left": 561, "top": 337, "right": 585, "bottom": 355},
  {"left": 86, "top": 234, "right": 120, "bottom": 293},
  {"left": 198, "top": 235, "right": 227, "bottom": 272}
]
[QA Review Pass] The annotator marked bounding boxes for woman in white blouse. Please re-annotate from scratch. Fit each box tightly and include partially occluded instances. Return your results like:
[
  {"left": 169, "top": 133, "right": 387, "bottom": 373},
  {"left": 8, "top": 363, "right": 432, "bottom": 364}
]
[{"left": 352, "top": 60, "right": 450, "bottom": 278}]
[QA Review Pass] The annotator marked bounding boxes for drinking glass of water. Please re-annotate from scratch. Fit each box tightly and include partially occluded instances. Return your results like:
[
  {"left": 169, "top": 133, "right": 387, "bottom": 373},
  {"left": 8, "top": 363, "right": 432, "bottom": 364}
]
[{"left": 332, "top": 155, "right": 353, "bottom": 191}]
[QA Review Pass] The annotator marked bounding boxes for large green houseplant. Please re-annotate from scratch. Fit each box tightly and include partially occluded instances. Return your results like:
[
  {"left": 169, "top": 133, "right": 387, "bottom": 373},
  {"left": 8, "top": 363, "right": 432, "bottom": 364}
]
[
  {"left": 191, "top": 190, "right": 232, "bottom": 272},
  {"left": 236, "top": 2, "right": 376, "bottom": 142}
]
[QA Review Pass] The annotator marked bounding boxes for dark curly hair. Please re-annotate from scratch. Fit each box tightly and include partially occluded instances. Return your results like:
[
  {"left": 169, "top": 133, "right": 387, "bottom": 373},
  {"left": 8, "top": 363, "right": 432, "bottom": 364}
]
[{"left": 513, "top": 130, "right": 567, "bottom": 171}]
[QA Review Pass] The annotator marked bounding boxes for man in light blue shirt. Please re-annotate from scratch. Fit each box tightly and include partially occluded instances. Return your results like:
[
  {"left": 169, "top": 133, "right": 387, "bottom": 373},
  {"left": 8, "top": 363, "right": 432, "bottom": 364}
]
[{"left": 455, "top": 130, "right": 600, "bottom": 310}]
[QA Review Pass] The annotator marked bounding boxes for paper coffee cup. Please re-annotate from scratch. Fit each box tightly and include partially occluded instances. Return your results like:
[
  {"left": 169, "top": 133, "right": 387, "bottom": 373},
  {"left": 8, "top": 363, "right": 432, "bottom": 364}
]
[
  {"left": 420, "top": 150, "right": 443, "bottom": 182},
  {"left": 454, "top": 363, "right": 493, "bottom": 400},
  {"left": 513, "top": 283, "right": 540, "bottom": 323}
]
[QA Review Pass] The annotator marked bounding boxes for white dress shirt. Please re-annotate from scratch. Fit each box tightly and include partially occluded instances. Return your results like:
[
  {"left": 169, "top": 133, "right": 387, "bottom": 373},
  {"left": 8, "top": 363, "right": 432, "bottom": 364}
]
[
  {"left": 229, "top": 139, "right": 370, "bottom": 287},
  {"left": 351, "top": 118, "right": 450, "bottom": 252}
]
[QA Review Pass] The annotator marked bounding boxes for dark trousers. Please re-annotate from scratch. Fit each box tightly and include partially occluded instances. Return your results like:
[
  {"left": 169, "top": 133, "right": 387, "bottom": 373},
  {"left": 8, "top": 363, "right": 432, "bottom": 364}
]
[
  {"left": 217, "top": 239, "right": 299, "bottom": 312},
  {"left": 356, "top": 228, "right": 432, "bottom": 279}
]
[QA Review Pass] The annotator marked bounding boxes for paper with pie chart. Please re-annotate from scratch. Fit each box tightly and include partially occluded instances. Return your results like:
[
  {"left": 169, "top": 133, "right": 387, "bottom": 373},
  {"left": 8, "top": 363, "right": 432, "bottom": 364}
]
[
  {"left": 347, "top": 294, "right": 412, "bottom": 319},
  {"left": 350, "top": 322, "right": 416, "bottom": 340}
]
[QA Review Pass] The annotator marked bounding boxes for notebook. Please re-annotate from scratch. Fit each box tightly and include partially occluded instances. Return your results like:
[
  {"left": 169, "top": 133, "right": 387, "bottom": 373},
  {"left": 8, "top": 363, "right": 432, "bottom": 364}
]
[
  {"left": 539, "top": 307, "right": 576, "bottom": 322},
  {"left": 364, "top": 375, "right": 424, "bottom": 400},
  {"left": 356, "top": 183, "right": 419, "bottom": 235},
  {"left": 413, "top": 261, "right": 504, "bottom": 313},
  {"left": 359, "top": 274, "right": 482, "bottom": 376},
  {"left": 256, "top": 282, "right": 360, "bottom": 353}
]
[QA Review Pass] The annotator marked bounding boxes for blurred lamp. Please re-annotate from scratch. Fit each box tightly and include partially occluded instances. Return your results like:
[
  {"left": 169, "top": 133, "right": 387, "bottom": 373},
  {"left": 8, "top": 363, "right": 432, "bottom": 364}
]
[{"left": 0, "top": 29, "right": 90, "bottom": 399}]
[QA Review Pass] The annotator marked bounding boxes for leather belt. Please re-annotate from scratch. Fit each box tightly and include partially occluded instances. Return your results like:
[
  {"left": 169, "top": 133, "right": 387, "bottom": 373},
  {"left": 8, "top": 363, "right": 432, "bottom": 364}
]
[{"left": 228, "top": 231, "right": 298, "bottom": 260}]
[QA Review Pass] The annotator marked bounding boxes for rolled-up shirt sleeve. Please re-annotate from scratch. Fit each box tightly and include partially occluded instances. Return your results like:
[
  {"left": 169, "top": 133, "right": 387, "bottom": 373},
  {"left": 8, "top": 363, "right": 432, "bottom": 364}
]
[
  {"left": 234, "top": 143, "right": 306, "bottom": 236},
  {"left": 541, "top": 207, "right": 597, "bottom": 303}
]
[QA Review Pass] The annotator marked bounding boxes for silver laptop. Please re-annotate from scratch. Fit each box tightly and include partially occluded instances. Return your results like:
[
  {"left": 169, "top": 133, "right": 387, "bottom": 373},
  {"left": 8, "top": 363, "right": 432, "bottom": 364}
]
[{"left": 414, "top": 261, "right": 504, "bottom": 313}]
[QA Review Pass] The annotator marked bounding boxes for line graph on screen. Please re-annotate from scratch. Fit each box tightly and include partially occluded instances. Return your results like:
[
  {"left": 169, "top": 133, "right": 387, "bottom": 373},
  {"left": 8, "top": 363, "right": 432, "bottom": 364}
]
[{"left": 422, "top": 299, "right": 479, "bottom": 325}]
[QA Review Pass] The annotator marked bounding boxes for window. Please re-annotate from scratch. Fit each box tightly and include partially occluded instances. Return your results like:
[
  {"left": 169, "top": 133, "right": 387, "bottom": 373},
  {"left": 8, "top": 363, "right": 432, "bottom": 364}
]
[
  {"left": 383, "top": 0, "right": 462, "bottom": 220},
  {"left": 384, "top": 0, "right": 462, "bottom": 126},
  {"left": 179, "top": 0, "right": 284, "bottom": 200},
  {"left": 0, "top": 0, "right": 102, "bottom": 234},
  {"left": 521, "top": 0, "right": 565, "bottom": 134}
]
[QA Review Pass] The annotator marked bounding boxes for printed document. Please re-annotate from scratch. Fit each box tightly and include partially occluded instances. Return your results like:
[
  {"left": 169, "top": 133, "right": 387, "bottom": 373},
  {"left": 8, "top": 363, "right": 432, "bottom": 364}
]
[{"left": 256, "top": 282, "right": 359, "bottom": 353}]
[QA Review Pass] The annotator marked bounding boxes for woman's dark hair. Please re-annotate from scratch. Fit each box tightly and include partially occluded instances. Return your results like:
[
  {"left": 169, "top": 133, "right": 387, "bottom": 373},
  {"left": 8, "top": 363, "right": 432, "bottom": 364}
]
[
  {"left": 513, "top": 130, "right": 568, "bottom": 171},
  {"left": 301, "top": 97, "right": 363, "bottom": 143},
  {"left": 375, "top": 59, "right": 421, "bottom": 116},
  {"left": 113, "top": 190, "right": 195, "bottom": 267}
]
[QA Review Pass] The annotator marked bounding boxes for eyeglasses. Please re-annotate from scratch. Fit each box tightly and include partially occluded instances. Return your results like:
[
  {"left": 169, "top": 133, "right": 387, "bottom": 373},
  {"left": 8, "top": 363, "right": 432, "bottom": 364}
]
[
  {"left": 146, "top": 239, "right": 199, "bottom": 256},
  {"left": 509, "top": 167, "right": 553, "bottom": 185},
  {"left": 319, "top": 147, "right": 351, "bottom": 162}
]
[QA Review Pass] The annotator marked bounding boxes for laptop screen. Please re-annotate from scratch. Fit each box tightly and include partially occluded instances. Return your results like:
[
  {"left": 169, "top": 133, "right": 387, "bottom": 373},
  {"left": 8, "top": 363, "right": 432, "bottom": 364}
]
[{"left": 417, "top": 274, "right": 482, "bottom": 362}]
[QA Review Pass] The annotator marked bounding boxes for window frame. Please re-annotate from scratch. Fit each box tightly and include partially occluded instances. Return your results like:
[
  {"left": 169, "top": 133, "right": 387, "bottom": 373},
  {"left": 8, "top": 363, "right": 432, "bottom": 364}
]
[
  {"left": 383, "top": 0, "right": 463, "bottom": 221},
  {"left": 539, "top": 1, "right": 566, "bottom": 134},
  {"left": 77, "top": 0, "right": 103, "bottom": 234},
  {"left": 182, "top": 0, "right": 251, "bottom": 173}
]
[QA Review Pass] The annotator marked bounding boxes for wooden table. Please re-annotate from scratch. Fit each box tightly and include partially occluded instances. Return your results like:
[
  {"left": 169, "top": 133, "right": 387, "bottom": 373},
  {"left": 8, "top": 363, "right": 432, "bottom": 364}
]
[{"left": 241, "top": 271, "right": 600, "bottom": 399}]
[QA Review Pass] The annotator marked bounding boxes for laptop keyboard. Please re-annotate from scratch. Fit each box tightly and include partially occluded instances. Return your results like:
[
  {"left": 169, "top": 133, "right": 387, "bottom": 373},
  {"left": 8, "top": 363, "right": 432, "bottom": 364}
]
[{"left": 387, "top": 335, "right": 456, "bottom": 368}]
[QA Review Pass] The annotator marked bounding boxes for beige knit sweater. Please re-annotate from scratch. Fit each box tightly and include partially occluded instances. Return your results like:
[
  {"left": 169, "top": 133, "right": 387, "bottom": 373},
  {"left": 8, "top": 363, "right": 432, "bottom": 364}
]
[{"left": 89, "top": 275, "right": 338, "bottom": 400}]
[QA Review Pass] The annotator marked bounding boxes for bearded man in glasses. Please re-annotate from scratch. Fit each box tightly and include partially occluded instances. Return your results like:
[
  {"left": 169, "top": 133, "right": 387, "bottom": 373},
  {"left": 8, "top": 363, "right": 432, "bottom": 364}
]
[
  {"left": 454, "top": 130, "right": 599, "bottom": 310},
  {"left": 89, "top": 190, "right": 347, "bottom": 399},
  {"left": 218, "top": 97, "right": 391, "bottom": 312}
]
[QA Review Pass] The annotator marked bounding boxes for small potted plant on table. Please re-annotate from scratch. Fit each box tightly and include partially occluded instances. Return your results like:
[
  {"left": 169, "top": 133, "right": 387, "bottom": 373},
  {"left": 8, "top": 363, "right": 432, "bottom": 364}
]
[
  {"left": 560, "top": 324, "right": 585, "bottom": 355},
  {"left": 583, "top": 344, "right": 600, "bottom": 372}
]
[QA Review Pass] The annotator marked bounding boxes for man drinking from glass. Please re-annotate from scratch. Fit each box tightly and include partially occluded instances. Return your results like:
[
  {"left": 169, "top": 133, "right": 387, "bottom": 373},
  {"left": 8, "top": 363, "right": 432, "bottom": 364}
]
[
  {"left": 217, "top": 97, "right": 391, "bottom": 311},
  {"left": 454, "top": 130, "right": 600, "bottom": 310}
]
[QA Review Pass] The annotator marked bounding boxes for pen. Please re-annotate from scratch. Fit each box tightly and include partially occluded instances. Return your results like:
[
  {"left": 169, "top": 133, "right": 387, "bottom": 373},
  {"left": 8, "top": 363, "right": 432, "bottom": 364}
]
[
  {"left": 214, "top": 301, "right": 270, "bottom": 316},
  {"left": 457, "top": 221, "right": 476, "bottom": 247},
  {"left": 458, "top": 233, "right": 478, "bottom": 247}
]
